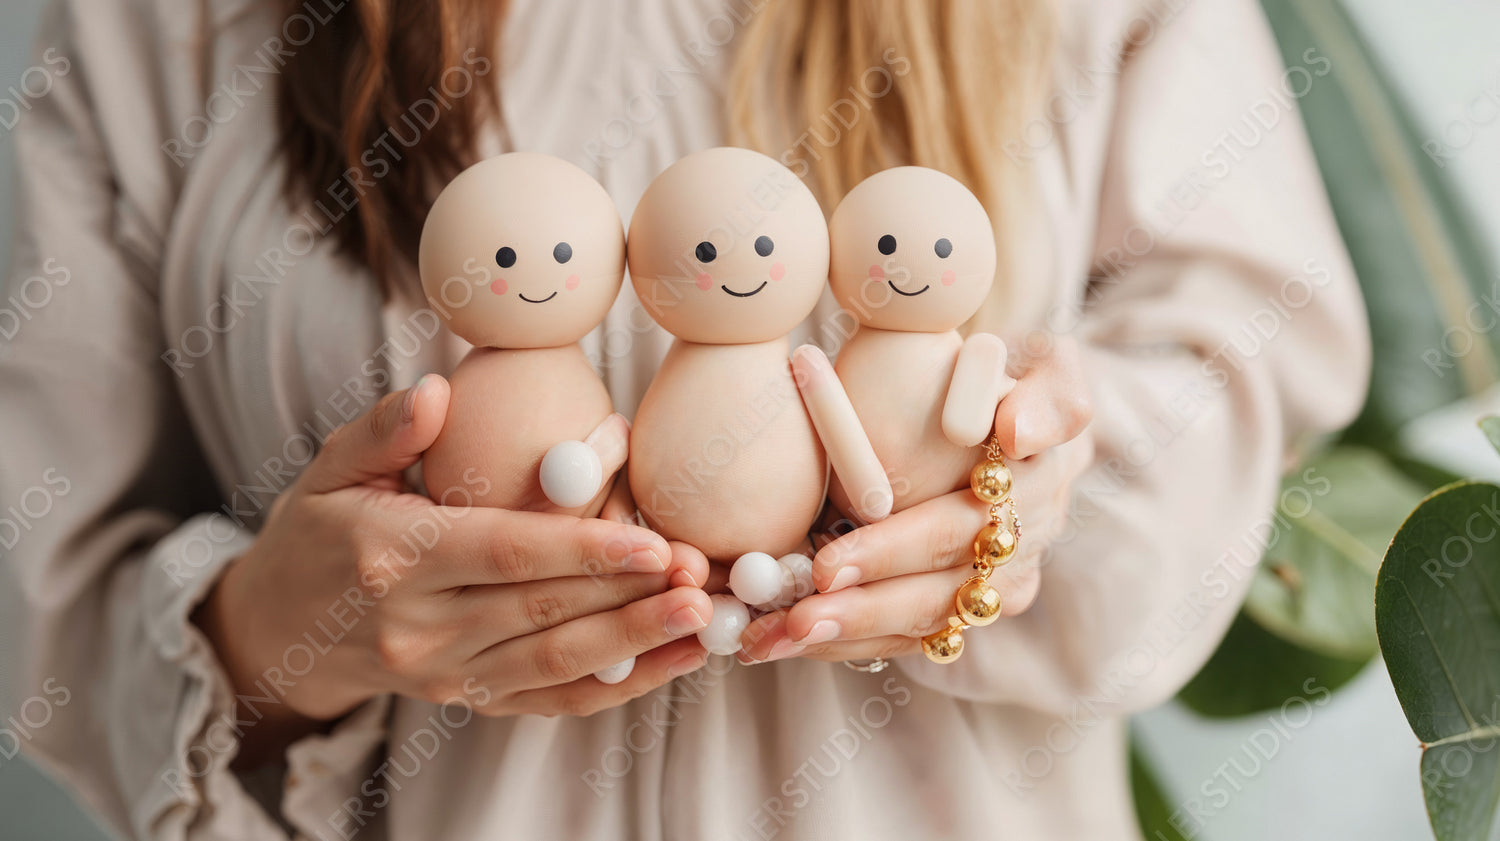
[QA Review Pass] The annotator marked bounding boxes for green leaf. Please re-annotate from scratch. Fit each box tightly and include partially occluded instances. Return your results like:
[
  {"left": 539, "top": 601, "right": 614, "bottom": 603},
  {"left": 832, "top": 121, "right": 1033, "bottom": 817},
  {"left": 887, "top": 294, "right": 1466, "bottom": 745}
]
[
  {"left": 1179, "top": 612, "right": 1368, "bottom": 717},
  {"left": 1377, "top": 480, "right": 1500, "bottom": 841},
  {"left": 1245, "top": 446, "right": 1427, "bottom": 660},
  {"left": 1386, "top": 451, "right": 1468, "bottom": 495},
  {"left": 1260, "top": 0, "right": 1500, "bottom": 445},
  {"left": 1480, "top": 417, "right": 1500, "bottom": 458},
  {"left": 1130, "top": 738, "right": 1190, "bottom": 841},
  {"left": 1423, "top": 743, "right": 1500, "bottom": 841}
]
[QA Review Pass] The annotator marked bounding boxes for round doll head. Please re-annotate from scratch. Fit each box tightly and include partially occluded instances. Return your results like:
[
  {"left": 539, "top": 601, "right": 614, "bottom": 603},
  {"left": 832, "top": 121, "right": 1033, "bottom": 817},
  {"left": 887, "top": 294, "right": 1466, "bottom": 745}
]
[
  {"left": 828, "top": 167, "right": 996, "bottom": 333},
  {"left": 627, "top": 147, "right": 828, "bottom": 344},
  {"left": 419, "top": 153, "right": 625, "bottom": 349}
]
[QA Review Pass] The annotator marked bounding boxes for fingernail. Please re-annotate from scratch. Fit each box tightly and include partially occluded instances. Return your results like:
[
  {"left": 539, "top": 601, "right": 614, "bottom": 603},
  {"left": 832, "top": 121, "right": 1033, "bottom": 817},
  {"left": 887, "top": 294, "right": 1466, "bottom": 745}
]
[
  {"left": 665, "top": 605, "right": 709, "bottom": 636},
  {"left": 766, "top": 638, "right": 804, "bottom": 661},
  {"left": 825, "top": 566, "right": 861, "bottom": 593},
  {"left": 669, "top": 568, "right": 698, "bottom": 589},
  {"left": 796, "top": 620, "right": 841, "bottom": 646},
  {"left": 625, "top": 547, "right": 667, "bottom": 572},
  {"left": 667, "top": 652, "right": 708, "bottom": 679},
  {"left": 401, "top": 375, "right": 429, "bottom": 424}
]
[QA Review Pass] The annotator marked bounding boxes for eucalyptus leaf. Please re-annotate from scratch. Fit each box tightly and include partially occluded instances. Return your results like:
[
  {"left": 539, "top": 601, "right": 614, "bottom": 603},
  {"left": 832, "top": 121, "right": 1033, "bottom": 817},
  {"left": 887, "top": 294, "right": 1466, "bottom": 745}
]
[
  {"left": 1179, "top": 613, "right": 1367, "bottom": 718},
  {"left": 1245, "top": 446, "right": 1427, "bottom": 660},
  {"left": 1260, "top": 0, "right": 1500, "bottom": 446},
  {"left": 1480, "top": 417, "right": 1500, "bottom": 458},
  {"left": 1130, "top": 738, "right": 1190, "bottom": 841},
  {"left": 1377, "top": 480, "right": 1500, "bottom": 841},
  {"left": 1387, "top": 451, "right": 1469, "bottom": 495}
]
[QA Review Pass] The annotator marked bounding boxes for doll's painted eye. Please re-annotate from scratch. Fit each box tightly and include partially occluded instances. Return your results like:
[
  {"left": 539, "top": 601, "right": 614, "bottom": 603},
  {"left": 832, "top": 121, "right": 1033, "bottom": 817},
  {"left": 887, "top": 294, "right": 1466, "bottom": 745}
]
[
  {"left": 877, "top": 234, "right": 897, "bottom": 255},
  {"left": 935, "top": 238, "right": 953, "bottom": 258},
  {"left": 495, "top": 246, "right": 517, "bottom": 268},
  {"left": 754, "top": 236, "right": 774, "bottom": 257},
  {"left": 554, "top": 242, "right": 573, "bottom": 264},
  {"left": 696, "top": 241, "right": 718, "bottom": 263}
]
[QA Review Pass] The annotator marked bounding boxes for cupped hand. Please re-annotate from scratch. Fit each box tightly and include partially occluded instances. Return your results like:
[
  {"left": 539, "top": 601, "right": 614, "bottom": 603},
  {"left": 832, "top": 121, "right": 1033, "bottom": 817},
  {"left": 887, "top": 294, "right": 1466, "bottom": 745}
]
[
  {"left": 737, "top": 334, "right": 1095, "bottom": 663},
  {"left": 197, "top": 376, "right": 712, "bottom": 765}
]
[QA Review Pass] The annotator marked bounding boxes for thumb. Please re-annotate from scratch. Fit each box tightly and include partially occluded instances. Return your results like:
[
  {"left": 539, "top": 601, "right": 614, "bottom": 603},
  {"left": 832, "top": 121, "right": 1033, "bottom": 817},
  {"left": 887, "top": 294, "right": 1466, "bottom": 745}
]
[
  {"left": 298, "top": 374, "right": 451, "bottom": 495},
  {"left": 993, "top": 336, "right": 1092, "bottom": 460}
]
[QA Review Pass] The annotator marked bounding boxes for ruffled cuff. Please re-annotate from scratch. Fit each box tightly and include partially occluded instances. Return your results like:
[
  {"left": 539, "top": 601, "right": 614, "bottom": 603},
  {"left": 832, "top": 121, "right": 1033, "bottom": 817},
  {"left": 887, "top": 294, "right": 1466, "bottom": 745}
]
[
  {"left": 125, "top": 513, "right": 388, "bottom": 840},
  {"left": 282, "top": 697, "right": 392, "bottom": 841}
]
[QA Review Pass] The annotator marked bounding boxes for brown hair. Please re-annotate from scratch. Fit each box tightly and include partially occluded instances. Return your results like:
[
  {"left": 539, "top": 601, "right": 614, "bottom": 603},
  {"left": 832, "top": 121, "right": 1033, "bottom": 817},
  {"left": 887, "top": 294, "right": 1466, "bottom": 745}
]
[
  {"left": 277, "top": 0, "right": 504, "bottom": 297},
  {"left": 277, "top": 0, "right": 1052, "bottom": 304}
]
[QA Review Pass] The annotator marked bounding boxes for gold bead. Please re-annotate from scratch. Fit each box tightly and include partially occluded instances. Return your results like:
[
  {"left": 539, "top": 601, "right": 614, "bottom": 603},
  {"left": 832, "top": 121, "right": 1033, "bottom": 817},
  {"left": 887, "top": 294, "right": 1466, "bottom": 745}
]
[
  {"left": 970, "top": 460, "right": 1012, "bottom": 504},
  {"left": 921, "top": 620, "right": 966, "bottom": 664},
  {"left": 974, "top": 522, "right": 1017, "bottom": 566},
  {"left": 956, "top": 577, "right": 1003, "bottom": 626}
]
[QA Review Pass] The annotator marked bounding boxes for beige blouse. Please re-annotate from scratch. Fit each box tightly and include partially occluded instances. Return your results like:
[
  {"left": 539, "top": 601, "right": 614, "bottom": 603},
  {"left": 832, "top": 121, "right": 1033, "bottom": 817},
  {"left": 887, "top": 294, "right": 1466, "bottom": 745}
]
[{"left": 0, "top": 0, "right": 1370, "bottom": 838}]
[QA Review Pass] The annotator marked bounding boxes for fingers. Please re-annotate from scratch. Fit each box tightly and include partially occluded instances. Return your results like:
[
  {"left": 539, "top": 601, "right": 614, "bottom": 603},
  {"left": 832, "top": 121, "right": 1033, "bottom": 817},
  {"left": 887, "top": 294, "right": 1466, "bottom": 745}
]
[
  {"left": 995, "top": 335, "right": 1093, "bottom": 459},
  {"left": 537, "top": 414, "right": 630, "bottom": 515},
  {"left": 811, "top": 489, "right": 989, "bottom": 592},
  {"left": 419, "top": 508, "right": 673, "bottom": 589},
  {"left": 586, "top": 413, "right": 630, "bottom": 482},
  {"left": 736, "top": 573, "right": 954, "bottom": 662},
  {"left": 738, "top": 561, "right": 1041, "bottom": 663},
  {"left": 467, "top": 586, "right": 714, "bottom": 691},
  {"left": 793, "top": 562, "right": 1039, "bottom": 645},
  {"left": 300, "top": 375, "right": 451, "bottom": 495},
  {"left": 740, "top": 630, "right": 922, "bottom": 666},
  {"left": 797, "top": 564, "right": 1040, "bottom": 663},
  {"left": 450, "top": 572, "right": 677, "bottom": 652},
  {"left": 599, "top": 466, "right": 640, "bottom": 524},
  {"left": 797, "top": 637, "right": 919, "bottom": 664},
  {"left": 665, "top": 540, "right": 710, "bottom": 590},
  {"left": 502, "top": 636, "right": 708, "bottom": 718},
  {"left": 787, "top": 570, "right": 965, "bottom": 645},
  {"left": 732, "top": 610, "right": 796, "bottom": 663}
]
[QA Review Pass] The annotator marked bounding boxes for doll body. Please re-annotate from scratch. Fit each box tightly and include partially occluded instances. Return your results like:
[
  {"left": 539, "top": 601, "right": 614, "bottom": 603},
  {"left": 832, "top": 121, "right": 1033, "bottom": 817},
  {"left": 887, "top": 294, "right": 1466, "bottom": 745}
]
[
  {"left": 626, "top": 148, "right": 830, "bottom": 561},
  {"left": 425, "top": 344, "right": 612, "bottom": 513},
  {"left": 828, "top": 327, "right": 974, "bottom": 515},
  {"left": 419, "top": 153, "right": 626, "bottom": 514},
  {"left": 630, "top": 336, "right": 824, "bottom": 559},
  {"left": 818, "top": 166, "right": 1010, "bottom": 520},
  {"left": 417, "top": 152, "right": 632, "bottom": 681},
  {"left": 627, "top": 148, "right": 844, "bottom": 650}
]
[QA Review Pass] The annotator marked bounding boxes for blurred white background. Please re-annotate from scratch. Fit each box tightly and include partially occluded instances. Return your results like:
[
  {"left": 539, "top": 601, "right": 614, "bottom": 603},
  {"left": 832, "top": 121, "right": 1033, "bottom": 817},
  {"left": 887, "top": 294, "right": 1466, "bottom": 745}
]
[{"left": 2, "top": 1, "right": 1497, "bottom": 839}]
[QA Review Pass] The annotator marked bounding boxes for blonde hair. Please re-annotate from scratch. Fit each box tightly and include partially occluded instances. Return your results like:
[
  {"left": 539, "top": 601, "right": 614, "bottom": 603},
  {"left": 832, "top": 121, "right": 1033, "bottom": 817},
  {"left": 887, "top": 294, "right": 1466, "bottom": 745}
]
[{"left": 728, "top": 0, "right": 1056, "bottom": 332}]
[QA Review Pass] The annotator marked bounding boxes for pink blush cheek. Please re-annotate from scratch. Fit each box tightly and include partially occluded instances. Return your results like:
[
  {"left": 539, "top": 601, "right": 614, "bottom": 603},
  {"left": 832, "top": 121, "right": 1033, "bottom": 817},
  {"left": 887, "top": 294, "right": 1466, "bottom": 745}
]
[
  {"left": 565, "top": 274, "right": 581, "bottom": 291},
  {"left": 490, "top": 278, "right": 508, "bottom": 295},
  {"left": 868, "top": 264, "right": 885, "bottom": 280},
  {"left": 695, "top": 273, "right": 713, "bottom": 291},
  {"left": 769, "top": 262, "right": 786, "bottom": 281},
  {"left": 941, "top": 270, "right": 957, "bottom": 286}
]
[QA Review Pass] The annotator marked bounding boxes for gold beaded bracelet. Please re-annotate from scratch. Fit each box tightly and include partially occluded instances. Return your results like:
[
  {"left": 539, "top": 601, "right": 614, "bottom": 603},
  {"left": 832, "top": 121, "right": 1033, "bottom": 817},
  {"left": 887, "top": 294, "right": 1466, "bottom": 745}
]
[{"left": 920, "top": 434, "right": 1020, "bottom": 664}]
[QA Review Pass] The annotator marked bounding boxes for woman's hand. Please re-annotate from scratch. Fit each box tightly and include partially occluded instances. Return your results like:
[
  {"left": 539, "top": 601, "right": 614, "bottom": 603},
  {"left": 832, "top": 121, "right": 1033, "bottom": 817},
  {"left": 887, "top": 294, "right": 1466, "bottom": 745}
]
[
  {"left": 195, "top": 376, "right": 712, "bottom": 765},
  {"left": 738, "top": 335, "right": 1094, "bottom": 663}
]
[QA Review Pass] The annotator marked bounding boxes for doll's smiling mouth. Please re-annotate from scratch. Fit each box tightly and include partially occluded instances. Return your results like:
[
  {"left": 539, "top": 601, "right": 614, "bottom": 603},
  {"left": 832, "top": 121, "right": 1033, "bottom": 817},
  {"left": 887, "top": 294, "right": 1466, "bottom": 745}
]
[
  {"left": 887, "top": 280, "right": 931, "bottom": 297},
  {"left": 519, "top": 291, "right": 559, "bottom": 303},
  {"left": 721, "top": 281, "right": 769, "bottom": 298}
]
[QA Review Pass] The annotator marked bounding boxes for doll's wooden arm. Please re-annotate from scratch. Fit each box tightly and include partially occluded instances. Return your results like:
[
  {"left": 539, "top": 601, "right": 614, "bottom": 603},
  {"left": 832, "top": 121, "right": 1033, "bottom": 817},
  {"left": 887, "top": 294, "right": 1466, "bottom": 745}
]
[
  {"left": 791, "top": 344, "right": 894, "bottom": 523},
  {"left": 941, "top": 332, "right": 1017, "bottom": 448}
]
